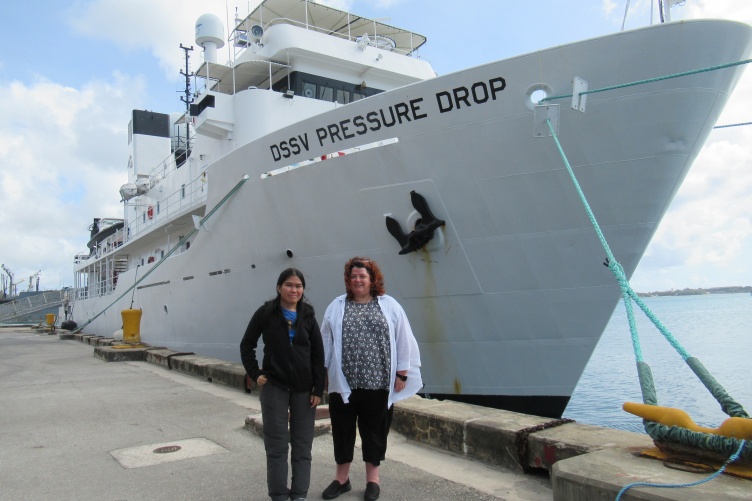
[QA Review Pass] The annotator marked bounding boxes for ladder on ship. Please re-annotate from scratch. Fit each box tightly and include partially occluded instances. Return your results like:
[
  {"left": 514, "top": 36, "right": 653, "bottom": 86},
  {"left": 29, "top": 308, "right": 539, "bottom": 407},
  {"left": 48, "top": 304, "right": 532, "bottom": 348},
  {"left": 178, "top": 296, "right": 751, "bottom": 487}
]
[{"left": 0, "top": 290, "right": 67, "bottom": 323}]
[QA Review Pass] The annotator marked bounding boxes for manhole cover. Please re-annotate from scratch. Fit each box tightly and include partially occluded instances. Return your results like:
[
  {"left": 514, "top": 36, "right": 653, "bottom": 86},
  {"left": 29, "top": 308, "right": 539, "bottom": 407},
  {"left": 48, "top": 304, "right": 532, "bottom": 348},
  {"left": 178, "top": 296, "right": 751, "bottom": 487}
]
[
  {"left": 153, "top": 445, "right": 182, "bottom": 454},
  {"left": 111, "top": 438, "right": 228, "bottom": 468}
]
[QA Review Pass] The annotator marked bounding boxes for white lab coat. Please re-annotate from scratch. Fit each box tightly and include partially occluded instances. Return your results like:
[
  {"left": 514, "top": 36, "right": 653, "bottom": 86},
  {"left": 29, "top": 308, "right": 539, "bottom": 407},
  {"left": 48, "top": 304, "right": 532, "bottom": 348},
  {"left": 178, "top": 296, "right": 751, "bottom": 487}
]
[{"left": 321, "top": 294, "right": 422, "bottom": 408}]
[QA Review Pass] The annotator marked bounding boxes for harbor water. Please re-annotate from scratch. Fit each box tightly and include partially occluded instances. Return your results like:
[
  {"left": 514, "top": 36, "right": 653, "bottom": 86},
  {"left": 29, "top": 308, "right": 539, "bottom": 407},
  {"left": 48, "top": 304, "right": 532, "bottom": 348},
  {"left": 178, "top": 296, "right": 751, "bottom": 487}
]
[{"left": 563, "top": 293, "right": 752, "bottom": 433}]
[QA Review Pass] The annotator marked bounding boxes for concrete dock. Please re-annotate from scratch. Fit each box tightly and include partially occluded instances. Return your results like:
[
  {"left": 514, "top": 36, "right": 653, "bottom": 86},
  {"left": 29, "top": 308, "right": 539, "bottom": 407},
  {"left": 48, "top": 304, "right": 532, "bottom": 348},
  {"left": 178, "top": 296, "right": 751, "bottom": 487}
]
[{"left": 2, "top": 326, "right": 749, "bottom": 500}]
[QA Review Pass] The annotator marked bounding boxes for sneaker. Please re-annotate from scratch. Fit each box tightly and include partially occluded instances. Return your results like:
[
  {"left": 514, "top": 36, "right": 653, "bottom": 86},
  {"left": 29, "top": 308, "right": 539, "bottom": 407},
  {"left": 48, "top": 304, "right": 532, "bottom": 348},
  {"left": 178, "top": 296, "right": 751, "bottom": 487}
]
[
  {"left": 322, "top": 479, "right": 351, "bottom": 499},
  {"left": 364, "top": 482, "right": 380, "bottom": 501}
]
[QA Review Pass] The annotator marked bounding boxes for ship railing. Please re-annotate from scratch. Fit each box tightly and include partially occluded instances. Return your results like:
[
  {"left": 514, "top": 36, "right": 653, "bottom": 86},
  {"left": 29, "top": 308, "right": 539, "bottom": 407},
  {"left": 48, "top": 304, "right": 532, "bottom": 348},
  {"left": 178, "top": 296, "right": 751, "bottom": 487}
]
[
  {"left": 74, "top": 229, "right": 126, "bottom": 264},
  {"left": 248, "top": 14, "right": 423, "bottom": 57},
  {"left": 0, "top": 290, "right": 67, "bottom": 323},
  {"left": 74, "top": 175, "right": 206, "bottom": 268},
  {"left": 72, "top": 285, "right": 88, "bottom": 301},
  {"left": 142, "top": 122, "right": 199, "bottom": 186},
  {"left": 72, "top": 253, "right": 128, "bottom": 300},
  {"left": 125, "top": 174, "right": 207, "bottom": 243},
  {"left": 69, "top": 285, "right": 94, "bottom": 302},
  {"left": 143, "top": 126, "right": 197, "bottom": 180},
  {"left": 92, "top": 271, "right": 113, "bottom": 297},
  {"left": 260, "top": 17, "right": 415, "bottom": 56},
  {"left": 195, "top": 59, "right": 290, "bottom": 97},
  {"left": 74, "top": 253, "right": 90, "bottom": 265}
]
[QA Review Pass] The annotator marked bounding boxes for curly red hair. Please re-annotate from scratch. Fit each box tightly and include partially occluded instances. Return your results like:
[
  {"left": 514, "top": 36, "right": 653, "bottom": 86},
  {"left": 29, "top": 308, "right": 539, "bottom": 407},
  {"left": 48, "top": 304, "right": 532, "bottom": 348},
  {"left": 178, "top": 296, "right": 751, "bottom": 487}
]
[{"left": 344, "top": 256, "right": 386, "bottom": 300}]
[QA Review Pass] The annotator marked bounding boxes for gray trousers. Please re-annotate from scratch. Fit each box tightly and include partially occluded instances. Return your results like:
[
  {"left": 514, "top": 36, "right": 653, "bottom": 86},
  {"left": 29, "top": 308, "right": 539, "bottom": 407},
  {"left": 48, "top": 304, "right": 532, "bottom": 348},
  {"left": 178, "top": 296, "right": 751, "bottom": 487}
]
[{"left": 260, "top": 382, "right": 316, "bottom": 501}]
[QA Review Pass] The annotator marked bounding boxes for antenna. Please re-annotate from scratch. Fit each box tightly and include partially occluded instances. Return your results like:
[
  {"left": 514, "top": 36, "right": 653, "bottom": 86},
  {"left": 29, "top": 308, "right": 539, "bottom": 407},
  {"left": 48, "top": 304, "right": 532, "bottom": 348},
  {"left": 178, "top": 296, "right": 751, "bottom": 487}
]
[{"left": 179, "top": 44, "right": 194, "bottom": 156}]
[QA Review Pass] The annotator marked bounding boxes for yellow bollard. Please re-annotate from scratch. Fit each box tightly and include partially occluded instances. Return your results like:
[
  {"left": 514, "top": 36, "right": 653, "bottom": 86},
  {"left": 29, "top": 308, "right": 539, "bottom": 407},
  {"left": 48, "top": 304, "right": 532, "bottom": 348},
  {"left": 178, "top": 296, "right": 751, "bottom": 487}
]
[
  {"left": 624, "top": 402, "right": 752, "bottom": 440},
  {"left": 45, "top": 313, "right": 56, "bottom": 334},
  {"left": 121, "top": 309, "right": 142, "bottom": 344}
]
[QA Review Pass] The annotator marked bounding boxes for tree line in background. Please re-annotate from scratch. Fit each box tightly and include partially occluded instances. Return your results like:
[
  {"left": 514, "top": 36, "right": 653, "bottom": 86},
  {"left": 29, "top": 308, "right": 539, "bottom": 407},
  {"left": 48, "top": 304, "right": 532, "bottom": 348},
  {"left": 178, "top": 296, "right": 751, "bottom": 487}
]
[{"left": 638, "top": 286, "right": 752, "bottom": 297}]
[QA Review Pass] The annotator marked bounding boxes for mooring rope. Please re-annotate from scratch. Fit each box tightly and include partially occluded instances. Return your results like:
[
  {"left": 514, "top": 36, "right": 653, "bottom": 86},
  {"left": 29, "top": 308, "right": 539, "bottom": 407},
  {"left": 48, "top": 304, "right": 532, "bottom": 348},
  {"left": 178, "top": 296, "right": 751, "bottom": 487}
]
[
  {"left": 71, "top": 174, "right": 250, "bottom": 334},
  {"left": 544, "top": 114, "right": 749, "bottom": 447},
  {"left": 615, "top": 439, "right": 747, "bottom": 500},
  {"left": 713, "top": 121, "right": 752, "bottom": 129},
  {"left": 538, "top": 53, "right": 752, "bottom": 432},
  {"left": 543, "top": 117, "right": 689, "bottom": 362},
  {"left": 540, "top": 58, "right": 752, "bottom": 104}
]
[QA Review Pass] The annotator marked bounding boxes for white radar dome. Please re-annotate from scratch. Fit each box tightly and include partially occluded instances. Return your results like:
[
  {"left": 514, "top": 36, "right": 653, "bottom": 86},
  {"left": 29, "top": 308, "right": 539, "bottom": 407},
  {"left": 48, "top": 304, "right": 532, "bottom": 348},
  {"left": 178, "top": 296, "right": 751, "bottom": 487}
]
[{"left": 195, "top": 14, "right": 225, "bottom": 48}]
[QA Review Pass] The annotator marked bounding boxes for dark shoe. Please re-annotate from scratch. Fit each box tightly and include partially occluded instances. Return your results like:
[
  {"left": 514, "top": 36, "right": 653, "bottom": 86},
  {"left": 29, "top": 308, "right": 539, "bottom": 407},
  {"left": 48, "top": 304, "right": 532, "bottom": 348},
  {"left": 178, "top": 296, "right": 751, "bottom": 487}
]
[
  {"left": 364, "top": 482, "right": 379, "bottom": 501},
  {"left": 322, "top": 479, "right": 351, "bottom": 500}
]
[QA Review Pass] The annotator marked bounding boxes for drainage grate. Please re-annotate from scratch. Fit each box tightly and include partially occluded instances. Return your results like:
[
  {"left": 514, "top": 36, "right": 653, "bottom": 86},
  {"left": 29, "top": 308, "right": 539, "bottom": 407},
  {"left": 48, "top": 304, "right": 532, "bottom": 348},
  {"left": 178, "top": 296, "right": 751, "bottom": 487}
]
[{"left": 153, "top": 445, "right": 182, "bottom": 454}]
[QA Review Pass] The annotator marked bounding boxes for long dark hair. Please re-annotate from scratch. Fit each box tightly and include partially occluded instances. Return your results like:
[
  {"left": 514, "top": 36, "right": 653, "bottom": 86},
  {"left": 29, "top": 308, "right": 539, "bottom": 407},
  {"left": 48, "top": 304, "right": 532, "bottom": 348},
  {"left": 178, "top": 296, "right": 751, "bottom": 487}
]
[{"left": 263, "top": 268, "right": 310, "bottom": 325}]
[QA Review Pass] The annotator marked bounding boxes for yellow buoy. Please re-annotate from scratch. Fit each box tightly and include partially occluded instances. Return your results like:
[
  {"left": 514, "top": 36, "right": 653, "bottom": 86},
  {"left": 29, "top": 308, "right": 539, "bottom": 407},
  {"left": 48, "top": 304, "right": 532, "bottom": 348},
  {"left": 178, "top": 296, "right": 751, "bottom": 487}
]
[
  {"left": 624, "top": 402, "right": 752, "bottom": 440},
  {"left": 46, "top": 313, "right": 55, "bottom": 326},
  {"left": 121, "top": 309, "right": 142, "bottom": 344}
]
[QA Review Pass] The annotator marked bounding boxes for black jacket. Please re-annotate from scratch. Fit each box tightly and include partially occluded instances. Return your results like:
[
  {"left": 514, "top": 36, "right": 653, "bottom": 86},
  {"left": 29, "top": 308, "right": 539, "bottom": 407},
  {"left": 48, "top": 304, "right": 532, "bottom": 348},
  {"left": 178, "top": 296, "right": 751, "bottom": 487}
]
[{"left": 240, "top": 300, "right": 325, "bottom": 397}]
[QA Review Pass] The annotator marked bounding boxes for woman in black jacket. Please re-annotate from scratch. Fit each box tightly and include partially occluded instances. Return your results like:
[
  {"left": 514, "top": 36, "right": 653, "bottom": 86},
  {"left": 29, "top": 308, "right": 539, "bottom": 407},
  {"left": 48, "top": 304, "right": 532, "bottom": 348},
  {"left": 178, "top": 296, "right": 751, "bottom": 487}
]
[{"left": 240, "top": 268, "right": 325, "bottom": 501}]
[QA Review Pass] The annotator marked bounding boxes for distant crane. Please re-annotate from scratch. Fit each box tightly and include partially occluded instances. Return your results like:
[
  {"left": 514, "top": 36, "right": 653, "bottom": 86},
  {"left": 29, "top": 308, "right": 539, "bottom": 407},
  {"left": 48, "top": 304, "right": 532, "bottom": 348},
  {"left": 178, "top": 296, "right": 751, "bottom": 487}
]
[
  {"left": 28, "top": 270, "right": 41, "bottom": 292},
  {"left": 1, "top": 264, "right": 14, "bottom": 299}
]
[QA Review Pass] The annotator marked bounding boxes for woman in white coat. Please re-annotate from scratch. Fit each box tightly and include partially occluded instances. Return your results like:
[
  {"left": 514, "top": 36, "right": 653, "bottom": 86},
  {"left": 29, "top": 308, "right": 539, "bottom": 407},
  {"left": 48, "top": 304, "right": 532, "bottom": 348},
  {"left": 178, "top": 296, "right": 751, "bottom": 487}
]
[{"left": 320, "top": 257, "right": 422, "bottom": 501}]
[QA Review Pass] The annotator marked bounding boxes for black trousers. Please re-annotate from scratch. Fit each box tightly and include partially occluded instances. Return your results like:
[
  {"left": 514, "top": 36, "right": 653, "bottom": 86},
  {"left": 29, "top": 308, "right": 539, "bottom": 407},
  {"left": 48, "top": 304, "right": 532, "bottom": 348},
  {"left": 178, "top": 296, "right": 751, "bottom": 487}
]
[{"left": 329, "top": 389, "right": 393, "bottom": 466}]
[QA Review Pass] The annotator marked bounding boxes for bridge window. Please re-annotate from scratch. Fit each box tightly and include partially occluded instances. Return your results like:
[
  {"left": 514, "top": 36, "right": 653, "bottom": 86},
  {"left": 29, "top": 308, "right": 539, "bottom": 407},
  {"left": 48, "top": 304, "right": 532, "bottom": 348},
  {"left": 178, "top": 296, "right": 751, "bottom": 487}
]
[{"left": 275, "top": 71, "right": 383, "bottom": 105}]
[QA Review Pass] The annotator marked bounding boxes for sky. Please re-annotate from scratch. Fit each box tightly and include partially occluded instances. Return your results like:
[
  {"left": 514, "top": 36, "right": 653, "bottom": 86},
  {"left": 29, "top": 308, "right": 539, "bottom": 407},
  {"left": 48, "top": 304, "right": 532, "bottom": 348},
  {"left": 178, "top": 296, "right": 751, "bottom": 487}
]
[{"left": 0, "top": 0, "right": 750, "bottom": 294}]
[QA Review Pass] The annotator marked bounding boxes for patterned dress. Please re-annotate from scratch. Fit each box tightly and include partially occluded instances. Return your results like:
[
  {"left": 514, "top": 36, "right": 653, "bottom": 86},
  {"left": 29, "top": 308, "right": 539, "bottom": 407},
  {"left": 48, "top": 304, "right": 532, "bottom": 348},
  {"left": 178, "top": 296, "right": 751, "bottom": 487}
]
[{"left": 341, "top": 299, "right": 391, "bottom": 390}]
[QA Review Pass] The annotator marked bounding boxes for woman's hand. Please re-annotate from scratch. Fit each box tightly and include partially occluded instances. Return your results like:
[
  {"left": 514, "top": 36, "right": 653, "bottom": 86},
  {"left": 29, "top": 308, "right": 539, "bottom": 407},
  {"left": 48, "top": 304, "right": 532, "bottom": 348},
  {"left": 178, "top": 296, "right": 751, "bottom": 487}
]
[
  {"left": 310, "top": 395, "right": 321, "bottom": 408},
  {"left": 256, "top": 375, "right": 267, "bottom": 386},
  {"left": 394, "top": 378, "right": 406, "bottom": 392},
  {"left": 395, "top": 372, "right": 407, "bottom": 392}
]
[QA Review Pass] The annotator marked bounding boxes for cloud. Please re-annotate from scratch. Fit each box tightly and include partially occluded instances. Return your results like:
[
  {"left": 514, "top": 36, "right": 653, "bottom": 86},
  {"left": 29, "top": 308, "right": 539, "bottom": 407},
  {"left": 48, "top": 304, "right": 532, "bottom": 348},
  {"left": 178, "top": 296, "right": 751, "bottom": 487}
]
[
  {"left": 317, "top": 0, "right": 354, "bottom": 10},
  {"left": 628, "top": 1, "right": 752, "bottom": 291},
  {"left": 0, "top": 73, "right": 146, "bottom": 289},
  {"left": 651, "top": 136, "right": 752, "bottom": 261},
  {"left": 67, "top": 0, "right": 254, "bottom": 80},
  {"left": 631, "top": 125, "right": 752, "bottom": 290},
  {"left": 602, "top": 0, "right": 654, "bottom": 29},
  {"left": 683, "top": 0, "right": 752, "bottom": 24},
  {"left": 601, "top": 0, "right": 620, "bottom": 17}
]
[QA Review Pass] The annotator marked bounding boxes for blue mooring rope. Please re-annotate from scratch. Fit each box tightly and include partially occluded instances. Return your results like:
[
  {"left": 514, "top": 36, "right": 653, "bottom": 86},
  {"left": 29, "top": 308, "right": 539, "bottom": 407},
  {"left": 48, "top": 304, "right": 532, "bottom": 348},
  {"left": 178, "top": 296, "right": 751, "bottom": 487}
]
[
  {"left": 614, "top": 439, "right": 747, "bottom": 500},
  {"left": 539, "top": 58, "right": 752, "bottom": 498},
  {"left": 540, "top": 58, "right": 752, "bottom": 103},
  {"left": 544, "top": 117, "right": 691, "bottom": 363},
  {"left": 714, "top": 121, "right": 752, "bottom": 129},
  {"left": 543, "top": 113, "right": 751, "bottom": 497}
]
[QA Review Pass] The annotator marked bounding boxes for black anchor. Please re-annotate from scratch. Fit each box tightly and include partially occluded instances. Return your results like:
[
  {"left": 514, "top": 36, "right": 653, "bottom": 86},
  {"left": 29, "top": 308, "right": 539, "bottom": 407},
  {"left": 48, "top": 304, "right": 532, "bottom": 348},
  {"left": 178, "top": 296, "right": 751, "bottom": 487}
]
[{"left": 385, "top": 191, "right": 446, "bottom": 255}]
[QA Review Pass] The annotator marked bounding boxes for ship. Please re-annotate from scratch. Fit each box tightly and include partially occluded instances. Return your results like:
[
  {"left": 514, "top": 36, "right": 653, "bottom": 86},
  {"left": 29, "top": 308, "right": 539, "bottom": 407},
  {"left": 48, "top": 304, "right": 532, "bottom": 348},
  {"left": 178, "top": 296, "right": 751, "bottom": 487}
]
[{"left": 67, "top": 0, "right": 752, "bottom": 418}]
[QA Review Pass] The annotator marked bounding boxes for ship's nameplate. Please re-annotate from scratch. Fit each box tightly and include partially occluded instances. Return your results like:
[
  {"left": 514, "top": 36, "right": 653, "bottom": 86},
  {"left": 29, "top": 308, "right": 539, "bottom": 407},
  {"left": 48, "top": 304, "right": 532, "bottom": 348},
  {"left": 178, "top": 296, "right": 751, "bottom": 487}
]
[{"left": 360, "top": 180, "right": 481, "bottom": 299}]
